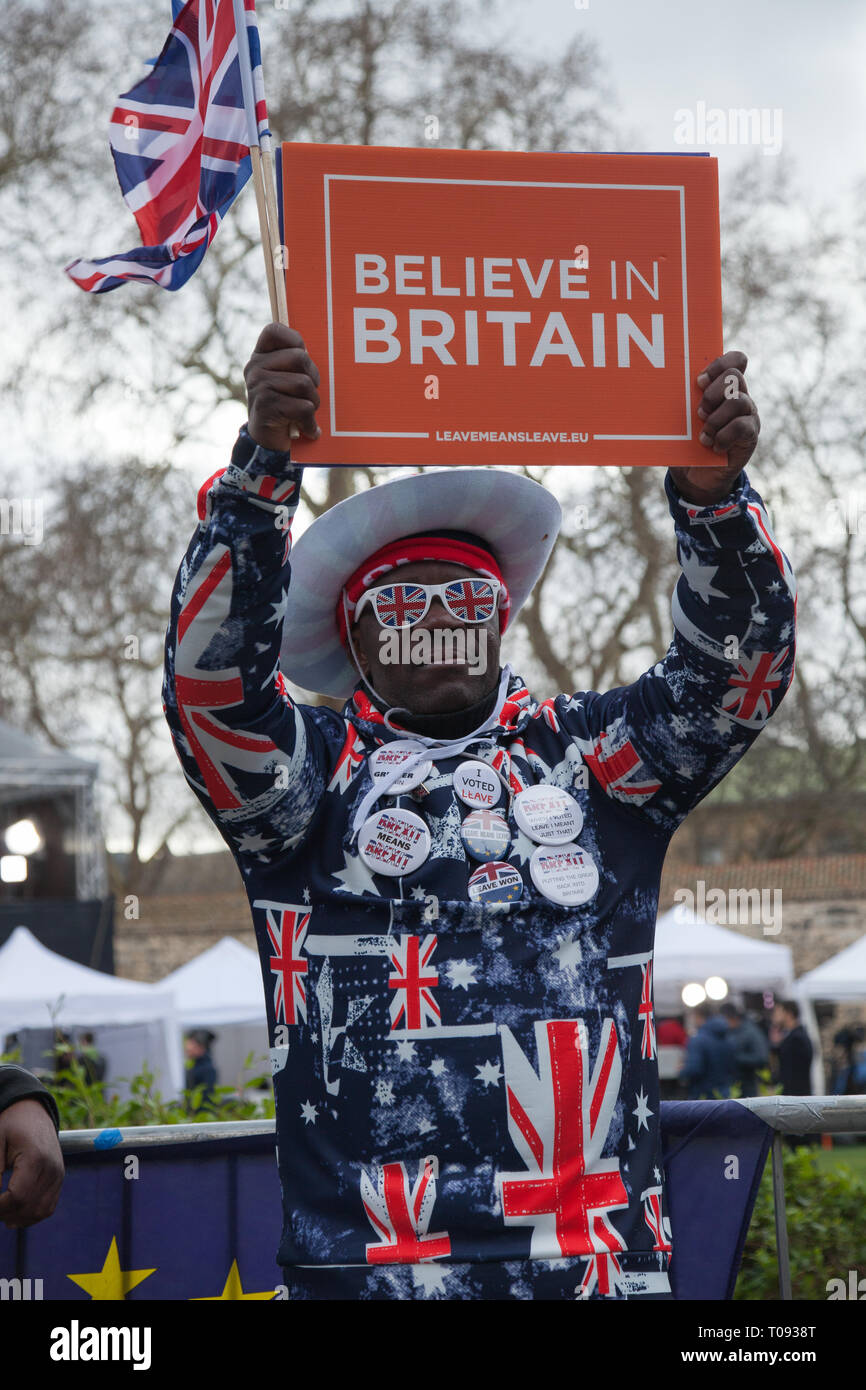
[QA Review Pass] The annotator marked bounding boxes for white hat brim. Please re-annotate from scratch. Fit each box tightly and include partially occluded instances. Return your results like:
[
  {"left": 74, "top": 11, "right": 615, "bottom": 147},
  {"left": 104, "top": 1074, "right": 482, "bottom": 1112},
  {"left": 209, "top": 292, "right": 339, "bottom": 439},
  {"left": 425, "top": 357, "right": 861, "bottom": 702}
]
[{"left": 280, "top": 468, "right": 561, "bottom": 699}]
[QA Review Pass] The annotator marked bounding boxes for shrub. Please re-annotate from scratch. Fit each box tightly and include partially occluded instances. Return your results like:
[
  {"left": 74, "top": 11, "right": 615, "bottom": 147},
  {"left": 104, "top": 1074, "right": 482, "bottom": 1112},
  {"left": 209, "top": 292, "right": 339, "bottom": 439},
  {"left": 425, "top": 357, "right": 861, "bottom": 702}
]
[{"left": 735, "top": 1144, "right": 866, "bottom": 1300}]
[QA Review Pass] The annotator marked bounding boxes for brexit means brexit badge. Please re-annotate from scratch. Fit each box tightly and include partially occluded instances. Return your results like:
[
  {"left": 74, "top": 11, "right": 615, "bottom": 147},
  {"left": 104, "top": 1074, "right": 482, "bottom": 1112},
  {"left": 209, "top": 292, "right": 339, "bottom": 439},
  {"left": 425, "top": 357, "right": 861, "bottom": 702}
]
[
  {"left": 529, "top": 843, "right": 599, "bottom": 905},
  {"left": 358, "top": 808, "right": 431, "bottom": 876},
  {"left": 467, "top": 859, "right": 523, "bottom": 903}
]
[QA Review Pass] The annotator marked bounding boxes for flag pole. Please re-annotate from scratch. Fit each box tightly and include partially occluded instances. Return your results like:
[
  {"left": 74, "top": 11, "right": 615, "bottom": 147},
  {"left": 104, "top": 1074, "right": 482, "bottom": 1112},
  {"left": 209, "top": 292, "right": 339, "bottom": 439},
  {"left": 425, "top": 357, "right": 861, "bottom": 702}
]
[{"left": 232, "top": 0, "right": 287, "bottom": 327}]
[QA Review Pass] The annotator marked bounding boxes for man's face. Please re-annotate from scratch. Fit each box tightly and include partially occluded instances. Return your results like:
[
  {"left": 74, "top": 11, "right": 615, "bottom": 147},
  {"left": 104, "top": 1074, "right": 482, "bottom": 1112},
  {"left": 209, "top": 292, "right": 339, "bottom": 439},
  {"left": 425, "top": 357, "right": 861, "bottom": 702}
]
[
  {"left": 350, "top": 559, "right": 502, "bottom": 714},
  {"left": 184, "top": 1039, "right": 204, "bottom": 1059}
]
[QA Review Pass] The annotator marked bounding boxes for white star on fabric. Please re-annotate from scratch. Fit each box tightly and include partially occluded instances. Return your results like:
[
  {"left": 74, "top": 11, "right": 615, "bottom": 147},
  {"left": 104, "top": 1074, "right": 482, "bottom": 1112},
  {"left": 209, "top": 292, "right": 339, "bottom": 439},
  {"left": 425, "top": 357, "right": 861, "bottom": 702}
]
[
  {"left": 680, "top": 546, "right": 727, "bottom": 602},
  {"left": 767, "top": 580, "right": 782, "bottom": 594},
  {"left": 429, "top": 1058, "right": 447, "bottom": 1077},
  {"left": 417, "top": 1117, "right": 435, "bottom": 1135},
  {"left": 475, "top": 1060, "right": 502, "bottom": 1089},
  {"left": 395, "top": 1040, "right": 416, "bottom": 1062},
  {"left": 265, "top": 586, "right": 290, "bottom": 626},
  {"left": 410, "top": 885, "right": 427, "bottom": 900},
  {"left": 446, "top": 959, "right": 477, "bottom": 990},
  {"left": 302, "top": 885, "right": 311, "bottom": 904},
  {"left": 654, "top": 1166, "right": 662, "bottom": 1183},
  {"left": 300, "top": 1101, "right": 317, "bottom": 1125},
  {"left": 552, "top": 932, "right": 582, "bottom": 971},
  {"left": 752, "top": 609, "right": 768, "bottom": 625},
  {"left": 713, "top": 712, "right": 735, "bottom": 735},
  {"left": 633, "top": 1088, "right": 653, "bottom": 1132},
  {"left": 627, "top": 1133, "right": 636, "bottom": 1151},
  {"left": 411, "top": 1263, "right": 449, "bottom": 1298},
  {"left": 331, "top": 850, "right": 382, "bottom": 896},
  {"left": 374, "top": 1079, "right": 395, "bottom": 1106},
  {"left": 235, "top": 830, "right": 277, "bottom": 854}
]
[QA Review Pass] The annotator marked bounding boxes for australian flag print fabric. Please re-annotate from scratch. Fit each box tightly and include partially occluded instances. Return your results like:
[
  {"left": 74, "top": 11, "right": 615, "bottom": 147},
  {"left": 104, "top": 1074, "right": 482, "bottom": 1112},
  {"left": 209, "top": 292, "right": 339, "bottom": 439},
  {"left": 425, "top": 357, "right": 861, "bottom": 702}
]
[{"left": 162, "top": 429, "right": 796, "bottom": 1300}]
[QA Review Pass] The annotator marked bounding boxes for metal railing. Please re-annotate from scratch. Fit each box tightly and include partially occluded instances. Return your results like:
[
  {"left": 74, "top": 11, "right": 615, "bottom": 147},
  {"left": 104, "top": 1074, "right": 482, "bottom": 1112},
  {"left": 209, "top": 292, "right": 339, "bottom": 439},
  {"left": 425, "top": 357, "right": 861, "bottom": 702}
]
[{"left": 57, "top": 1096, "right": 866, "bottom": 1301}]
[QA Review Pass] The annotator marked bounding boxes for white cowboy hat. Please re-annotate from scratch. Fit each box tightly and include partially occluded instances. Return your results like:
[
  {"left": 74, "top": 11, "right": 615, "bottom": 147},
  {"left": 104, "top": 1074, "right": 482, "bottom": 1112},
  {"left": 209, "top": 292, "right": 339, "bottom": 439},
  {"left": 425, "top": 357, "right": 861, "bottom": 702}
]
[{"left": 280, "top": 467, "right": 562, "bottom": 698}]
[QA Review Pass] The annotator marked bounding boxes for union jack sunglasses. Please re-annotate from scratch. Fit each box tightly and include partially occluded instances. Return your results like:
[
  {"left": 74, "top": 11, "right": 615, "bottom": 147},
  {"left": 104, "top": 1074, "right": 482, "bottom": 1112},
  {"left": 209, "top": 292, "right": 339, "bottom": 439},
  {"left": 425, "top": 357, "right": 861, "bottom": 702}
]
[{"left": 353, "top": 578, "right": 504, "bottom": 628}]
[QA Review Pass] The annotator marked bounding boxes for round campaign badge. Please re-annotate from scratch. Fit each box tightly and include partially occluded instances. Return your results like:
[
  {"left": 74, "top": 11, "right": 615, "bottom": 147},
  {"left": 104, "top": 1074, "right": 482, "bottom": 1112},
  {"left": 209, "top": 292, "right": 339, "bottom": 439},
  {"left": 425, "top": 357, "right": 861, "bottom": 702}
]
[
  {"left": 529, "top": 843, "right": 599, "bottom": 906},
  {"left": 358, "top": 808, "right": 431, "bottom": 877},
  {"left": 369, "top": 742, "right": 432, "bottom": 794},
  {"left": 460, "top": 809, "right": 511, "bottom": 862},
  {"left": 467, "top": 859, "right": 524, "bottom": 904},
  {"left": 453, "top": 759, "right": 501, "bottom": 809},
  {"left": 513, "top": 784, "right": 583, "bottom": 844}
]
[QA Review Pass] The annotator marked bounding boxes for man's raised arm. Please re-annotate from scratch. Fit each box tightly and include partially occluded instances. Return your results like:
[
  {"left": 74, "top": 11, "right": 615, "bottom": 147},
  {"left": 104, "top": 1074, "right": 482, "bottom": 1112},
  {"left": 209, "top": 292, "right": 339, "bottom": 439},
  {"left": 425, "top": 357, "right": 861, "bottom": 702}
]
[
  {"left": 550, "top": 352, "right": 797, "bottom": 834},
  {"left": 162, "top": 325, "right": 338, "bottom": 862}
]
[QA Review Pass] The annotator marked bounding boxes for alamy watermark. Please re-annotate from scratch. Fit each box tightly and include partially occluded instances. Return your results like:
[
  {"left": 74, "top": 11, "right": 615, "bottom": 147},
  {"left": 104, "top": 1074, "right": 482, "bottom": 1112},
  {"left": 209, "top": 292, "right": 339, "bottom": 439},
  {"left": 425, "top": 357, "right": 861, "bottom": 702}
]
[
  {"left": 0, "top": 497, "right": 43, "bottom": 545},
  {"left": 673, "top": 880, "right": 782, "bottom": 935},
  {"left": 379, "top": 626, "right": 488, "bottom": 676},
  {"left": 674, "top": 101, "right": 783, "bottom": 156}
]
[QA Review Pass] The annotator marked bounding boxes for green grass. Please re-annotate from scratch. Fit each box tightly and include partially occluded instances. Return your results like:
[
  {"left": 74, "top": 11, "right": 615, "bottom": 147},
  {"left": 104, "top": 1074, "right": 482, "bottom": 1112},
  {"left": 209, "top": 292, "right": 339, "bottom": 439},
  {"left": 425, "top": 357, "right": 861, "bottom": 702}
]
[{"left": 810, "top": 1142, "right": 866, "bottom": 1180}]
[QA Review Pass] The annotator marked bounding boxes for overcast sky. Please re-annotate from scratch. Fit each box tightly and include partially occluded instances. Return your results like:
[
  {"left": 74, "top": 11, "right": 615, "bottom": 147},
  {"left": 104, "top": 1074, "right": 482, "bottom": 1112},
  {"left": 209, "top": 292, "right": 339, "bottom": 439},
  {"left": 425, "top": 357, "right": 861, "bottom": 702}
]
[{"left": 504, "top": 0, "right": 865, "bottom": 206}]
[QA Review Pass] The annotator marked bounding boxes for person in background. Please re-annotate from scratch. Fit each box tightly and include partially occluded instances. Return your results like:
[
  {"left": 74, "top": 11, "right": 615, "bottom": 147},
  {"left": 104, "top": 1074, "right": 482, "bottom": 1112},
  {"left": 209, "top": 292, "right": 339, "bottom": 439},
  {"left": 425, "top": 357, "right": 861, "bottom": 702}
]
[
  {"left": 656, "top": 1016, "right": 688, "bottom": 1048},
  {"left": 0, "top": 1063, "right": 64, "bottom": 1228},
  {"left": 184, "top": 1029, "right": 218, "bottom": 1111},
  {"left": 720, "top": 1002, "right": 770, "bottom": 1098},
  {"left": 680, "top": 1004, "right": 736, "bottom": 1099},
  {"left": 769, "top": 1000, "right": 816, "bottom": 1148},
  {"left": 75, "top": 1031, "right": 107, "bottom": 1086}
]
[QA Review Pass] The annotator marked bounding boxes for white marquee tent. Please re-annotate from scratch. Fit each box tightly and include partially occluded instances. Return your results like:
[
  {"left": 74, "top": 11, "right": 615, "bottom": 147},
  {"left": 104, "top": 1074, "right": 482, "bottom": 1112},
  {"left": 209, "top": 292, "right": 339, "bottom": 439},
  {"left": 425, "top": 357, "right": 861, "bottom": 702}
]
[
  {"left": 797, "top": 933, "right": 866, "bottom": 1003},
  {"left": 654, "top": 903, "right": 795, "bottom": 1010},
  {"left": 158, "top": 936, "right": 266, "bottom": 1026},
  {"left": 0, "top": 925, "right": 183, "bottom": 1095},
  {"left": 158, "top": 937, "right": 269, "bottom": 1091}
]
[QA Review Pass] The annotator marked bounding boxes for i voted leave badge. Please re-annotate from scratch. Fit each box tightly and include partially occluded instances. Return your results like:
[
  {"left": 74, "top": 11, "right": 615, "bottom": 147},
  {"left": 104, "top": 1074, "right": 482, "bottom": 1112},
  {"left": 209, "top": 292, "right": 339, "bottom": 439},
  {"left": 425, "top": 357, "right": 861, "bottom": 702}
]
[
  {"left": 467, "top": 859, "right": 523, "bottom": 904},
  {"left": 369, "top": 742, "right": 432, "bottom": 793},
  {"left": 453, "top": 759, "right": 501, "bottom": 809},
  {"left": 529, "top": 843, "right": 599, "bottom": 905},
  {"left": 460, "top": 809, "right": 511, "bottom": 862},
  {"left": 358, "top": 808, "right": 431, "bottom": 877},
  {"left": 513, "top": 785, "right": 583, "bottom": 844}
]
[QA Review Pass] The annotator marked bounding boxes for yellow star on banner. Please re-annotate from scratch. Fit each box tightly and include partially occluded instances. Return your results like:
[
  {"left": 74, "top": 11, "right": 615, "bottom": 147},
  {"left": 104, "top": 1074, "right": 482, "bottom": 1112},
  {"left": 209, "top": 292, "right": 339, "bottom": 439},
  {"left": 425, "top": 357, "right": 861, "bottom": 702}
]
[
  {"left": 66, "top": 1236, "right": 156, "bottom": 1300},
  {"left": 190, "top": 1259, "right": 276, "bottom": 1300}
]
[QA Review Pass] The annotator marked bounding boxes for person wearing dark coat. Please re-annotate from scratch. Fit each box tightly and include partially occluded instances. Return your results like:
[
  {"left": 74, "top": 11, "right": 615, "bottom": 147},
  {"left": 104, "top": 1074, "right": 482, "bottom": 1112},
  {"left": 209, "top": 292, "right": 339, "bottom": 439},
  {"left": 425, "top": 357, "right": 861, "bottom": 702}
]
[
  {"left": 720, "top": 1003, "right": 770, "bottom": 1098},
  {"left": 771, "top": 1001, "right": 813, "bottom": 1094},
  {"left": 680, "top": 1005, "right": 736, "bottom": 1099},
  {"left": 0, "top": 1064, "right": 64, "bottom": 1227},
  {"left": 184, "top": 1029, "right": 218, "bottom": 1110}
]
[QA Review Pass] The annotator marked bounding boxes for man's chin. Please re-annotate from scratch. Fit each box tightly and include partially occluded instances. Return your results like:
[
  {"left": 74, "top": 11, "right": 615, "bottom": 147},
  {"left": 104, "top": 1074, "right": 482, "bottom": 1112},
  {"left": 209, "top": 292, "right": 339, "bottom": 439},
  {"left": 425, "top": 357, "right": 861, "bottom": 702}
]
[{"left": 377, "top": 662, "right": 495, "bottom": 714}]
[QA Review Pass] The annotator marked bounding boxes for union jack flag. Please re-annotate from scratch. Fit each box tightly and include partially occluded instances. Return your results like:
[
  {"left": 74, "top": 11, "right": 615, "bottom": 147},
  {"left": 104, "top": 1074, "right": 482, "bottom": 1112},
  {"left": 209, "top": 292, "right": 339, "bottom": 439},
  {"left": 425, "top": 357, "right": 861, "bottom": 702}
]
[
  {"left": 255, "top": 900, "right": 310, "bottom": 1026},
  {"left": 497, "top": 1018, "right": 629, "bottom": 1264},
  {"left": 638, "top": 960, "right": 656, "bottom": 1061},
  {"left": 327, "top": 725, "right": 366, "bottom": 794},
  {"left": 373, "top": 584, "right": 428, "bottom": 627},
  {"left": 641, "top": 1184, "right": 672, "bottom": 1255},
  {"left": 361, "top": 1156, "right": 451, "bottom": 1265},
  {"left": 721, "top": 647, "right": 791, "bottom": 727},
  {"left": 66, "top": 0, "right": 269, "bottom": 293},
  {"left": 388, "top": 935, "right": 440, "bottom": 1032},
  {"left": 173, "top": 545, "right": 280, "bottom": 810},
  {"left": 444, "top": 579, "right": 497, "bottom": 622},
  {"left": 580, "top": 718, "right": 662, "bottom": 805}
]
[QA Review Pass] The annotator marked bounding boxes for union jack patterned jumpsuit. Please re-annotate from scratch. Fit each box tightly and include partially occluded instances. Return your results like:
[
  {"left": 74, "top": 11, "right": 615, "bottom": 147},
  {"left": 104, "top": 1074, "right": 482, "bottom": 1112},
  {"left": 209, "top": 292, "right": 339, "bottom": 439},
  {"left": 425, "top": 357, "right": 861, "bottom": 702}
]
[{"left": 162, "top": 427, "right": 797, "bottom": 1299}]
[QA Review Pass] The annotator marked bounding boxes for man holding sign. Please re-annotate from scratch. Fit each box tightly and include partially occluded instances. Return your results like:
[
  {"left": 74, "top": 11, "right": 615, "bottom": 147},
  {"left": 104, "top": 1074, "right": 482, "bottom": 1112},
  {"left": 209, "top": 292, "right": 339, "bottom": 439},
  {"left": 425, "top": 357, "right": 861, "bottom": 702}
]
[{"left": 163, "top": 323, "right": 795, "bottom": 1299}]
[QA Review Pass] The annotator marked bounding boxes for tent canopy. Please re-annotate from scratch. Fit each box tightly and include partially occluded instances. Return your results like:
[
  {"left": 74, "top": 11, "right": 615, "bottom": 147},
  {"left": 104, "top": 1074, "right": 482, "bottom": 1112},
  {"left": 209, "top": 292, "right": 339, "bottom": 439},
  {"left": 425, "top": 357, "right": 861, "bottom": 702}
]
[
  {"left": 797, "top": 932, "right": 866, "bottom": 1002},
  {"left": 654, "top": 904, "right": 794, "bottom": 1010},
  {"left": 158, "top": 936, "right": 266, "bottom": 1026},
  {"left": 0, "top": 926, "right": 183, "bottom": 1094}
]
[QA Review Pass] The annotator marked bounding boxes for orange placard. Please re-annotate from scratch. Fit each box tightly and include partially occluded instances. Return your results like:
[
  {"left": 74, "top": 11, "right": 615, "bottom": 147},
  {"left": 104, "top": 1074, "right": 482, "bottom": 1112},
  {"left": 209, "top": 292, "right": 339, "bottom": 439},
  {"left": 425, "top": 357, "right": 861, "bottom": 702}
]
[{"left": 278, "top": 144, "right": 722, "bottom": 467}]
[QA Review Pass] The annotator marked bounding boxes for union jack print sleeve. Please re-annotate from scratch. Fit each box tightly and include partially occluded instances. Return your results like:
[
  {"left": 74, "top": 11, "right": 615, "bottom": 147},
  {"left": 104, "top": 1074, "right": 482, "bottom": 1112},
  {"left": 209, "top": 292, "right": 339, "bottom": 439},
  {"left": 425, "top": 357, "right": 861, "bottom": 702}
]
[
  {"left": 162, "top": 428, "right": 334, "bottom": 860},
  {"left": 553, "top": 468, "right": 797, "bottom": 834}
]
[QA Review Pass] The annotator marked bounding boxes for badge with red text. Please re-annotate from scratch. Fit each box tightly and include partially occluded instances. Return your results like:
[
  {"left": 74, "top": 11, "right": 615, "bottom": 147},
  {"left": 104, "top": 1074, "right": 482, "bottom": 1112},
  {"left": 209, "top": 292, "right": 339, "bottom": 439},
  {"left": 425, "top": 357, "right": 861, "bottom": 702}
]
[
  {"left": 369, "top": 742, "right": 432, "bottom": 793},
  {"left": 453, "top": 759, "right": 502, "bottom": 808},
  {"left": 467, "top": 859, "right": 523, "bottom": 903},
  {"left": 460, "top": 809, "right": 511, "bottom": 862},
  {"left": 513, "top": 785, "right": 583, "bottom": 844},
  {"left": 358, "top": 808, "right": 431, "bottom": 876},
  {"left": 529, "top": 843, "right": 599, "bottom": 905}
]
